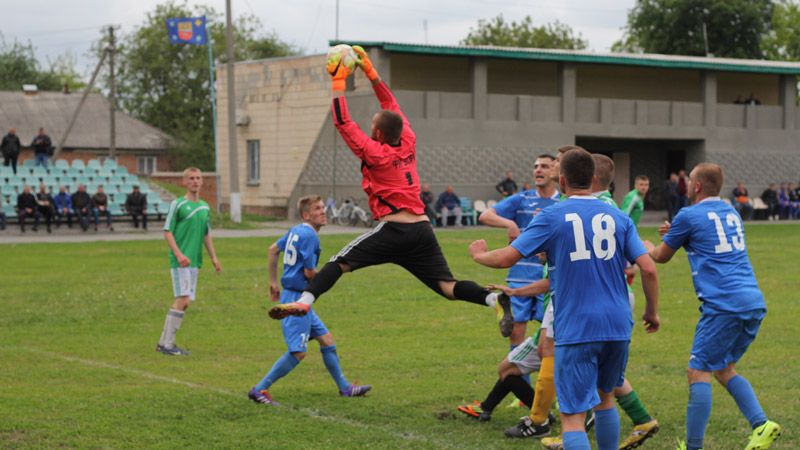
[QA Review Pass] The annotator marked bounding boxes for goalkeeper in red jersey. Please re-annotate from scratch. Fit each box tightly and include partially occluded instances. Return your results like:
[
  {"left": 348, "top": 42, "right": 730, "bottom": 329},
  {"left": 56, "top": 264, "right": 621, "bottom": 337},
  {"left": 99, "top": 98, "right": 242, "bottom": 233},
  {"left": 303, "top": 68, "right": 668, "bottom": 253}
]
[{"left": 269, "top": 45, "right": 512, "bottom": 333}]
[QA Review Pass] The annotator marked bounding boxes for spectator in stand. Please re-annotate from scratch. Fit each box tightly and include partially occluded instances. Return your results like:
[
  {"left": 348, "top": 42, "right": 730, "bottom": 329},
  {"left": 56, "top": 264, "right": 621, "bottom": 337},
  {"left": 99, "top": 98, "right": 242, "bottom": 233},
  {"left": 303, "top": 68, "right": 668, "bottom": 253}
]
[
  {"left": 17, "top": 185, "right": 39, "bottom": 232},
  {"left": 30, "top": 128, "right": 52, "bottom": 169},
  {"left": 778, "top": 183, "right": 792, "bottom": 219},
  {"left": 53, "top": 186, "right": 73, "bottom": 228},
  {"left": 91, "top": 185, "right": 114, "bottom": 232},
  {"left": 789, "top": 182, "right": 800, "bottom": 219},
  {"left": 496, "top": 171, "right": 518, "bottom": 198},
  {"left": 125, "top": 185, "right": 148, "bottom": 230},
  {"left": 521, "top": 182, "right": 532, "bottom": 191},
  {"left": 1, "top": 128, "right": 22, "bottom": 175},
  {"left": 35, "top": 184, "right": 54, "bottom": 233},
  {"left": 677, "top": 169, "right": 689, "bottom": 211},
  {"left": 420, "top": 183, "right": 436, "bottom": 223},
  {"left": 732, "top": 181, "right": 754, "bottom": 221},
  {"left": 71, "top": 184, "right": 92, "bottom": 232},
  {"left": 664, "top": 173, "right": 680, "bottom": 221},
  {"left": 0, "top": 208, "right": 5, "bottom": 230},
  {"left": 436, "top": 185, "right": 462, "bottom": 227},
  {"left": 760, "top": 183, "right": 779, "bottom": 221}
]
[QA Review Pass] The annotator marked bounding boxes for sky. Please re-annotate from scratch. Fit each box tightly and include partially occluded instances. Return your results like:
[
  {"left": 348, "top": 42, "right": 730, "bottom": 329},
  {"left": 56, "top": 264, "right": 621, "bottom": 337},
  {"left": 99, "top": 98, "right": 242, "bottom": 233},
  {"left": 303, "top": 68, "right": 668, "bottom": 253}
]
[{"left": 0, "top": 0, "right": 636, "bottom": 78}]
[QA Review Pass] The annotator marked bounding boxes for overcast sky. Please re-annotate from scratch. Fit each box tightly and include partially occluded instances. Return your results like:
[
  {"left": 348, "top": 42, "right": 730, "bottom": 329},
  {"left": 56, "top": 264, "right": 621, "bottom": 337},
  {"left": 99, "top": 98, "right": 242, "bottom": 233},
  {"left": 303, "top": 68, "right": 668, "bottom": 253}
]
[{"left": 0, "top": 0, "right": 636, "bottom": 77}]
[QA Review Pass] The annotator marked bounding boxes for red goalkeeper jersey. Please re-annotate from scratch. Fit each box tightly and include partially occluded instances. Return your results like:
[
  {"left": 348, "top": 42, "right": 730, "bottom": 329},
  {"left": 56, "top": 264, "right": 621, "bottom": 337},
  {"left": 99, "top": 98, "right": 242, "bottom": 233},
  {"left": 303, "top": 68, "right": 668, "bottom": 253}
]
[{"left": 331, "top": 81, "right": 424, "bottom": 219}]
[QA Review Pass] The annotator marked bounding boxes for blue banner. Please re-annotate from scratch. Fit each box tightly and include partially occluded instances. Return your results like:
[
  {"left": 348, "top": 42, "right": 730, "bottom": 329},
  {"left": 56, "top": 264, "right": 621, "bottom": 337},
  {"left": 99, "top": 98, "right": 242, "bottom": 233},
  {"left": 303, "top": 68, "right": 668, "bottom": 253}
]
[{"left": 166, "top": 17, "right": 207, "bottom": 45}]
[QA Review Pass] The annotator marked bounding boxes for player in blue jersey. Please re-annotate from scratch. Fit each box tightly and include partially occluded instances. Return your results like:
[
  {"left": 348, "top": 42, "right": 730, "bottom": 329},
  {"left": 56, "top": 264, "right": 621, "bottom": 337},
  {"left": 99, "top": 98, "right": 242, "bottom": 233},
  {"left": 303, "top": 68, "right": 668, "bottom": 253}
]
[
  {"left": 479, "top": 154, "right": 559, "bottom": 346},
  {"left": 470, "top": 148, "right": 660, "bottom": 450},
  {"left": 248, "top": 196, "right": 371, "bottom": 405},
  {"left": 644, "top": 163, "right": 781, "bottom": 450}
]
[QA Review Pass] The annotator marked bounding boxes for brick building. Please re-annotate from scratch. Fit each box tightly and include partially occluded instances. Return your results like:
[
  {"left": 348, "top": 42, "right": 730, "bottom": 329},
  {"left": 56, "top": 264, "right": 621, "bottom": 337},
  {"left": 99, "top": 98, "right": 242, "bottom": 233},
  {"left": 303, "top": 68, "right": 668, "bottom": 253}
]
[{"left": 216, "top": 42, "right": 800, "bottom": 217}]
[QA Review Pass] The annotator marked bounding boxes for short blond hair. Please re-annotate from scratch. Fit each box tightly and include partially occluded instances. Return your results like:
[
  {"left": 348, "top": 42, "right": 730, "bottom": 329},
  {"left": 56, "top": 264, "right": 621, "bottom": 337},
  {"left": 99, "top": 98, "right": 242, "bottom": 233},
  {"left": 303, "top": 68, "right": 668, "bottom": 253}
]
[
  {"left": 297, "top": 195, "right": 323, "bottom": 216},
  {"left": 592, "top": 154, "right": 614, "bottom": 189},
  {"left": 183, "top": 167, "right": 201, "bottom": 177},
  {"left": 692, "top": 163, "right": 723, "bottom": 196},
  {"left": 557, "top": 145, "right": 585, "bottom": 154}
]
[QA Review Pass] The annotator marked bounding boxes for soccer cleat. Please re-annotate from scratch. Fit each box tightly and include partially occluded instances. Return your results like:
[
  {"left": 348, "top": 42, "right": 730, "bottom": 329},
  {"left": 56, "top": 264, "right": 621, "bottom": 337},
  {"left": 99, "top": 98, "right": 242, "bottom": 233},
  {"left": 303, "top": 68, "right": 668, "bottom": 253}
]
[
  {"left": 619, "top": 419, "right": 659, "bottom": 450},
  {"left": 744, "top": 420, "right": 781, "bottom": 450},
  {"left": 457, "top": 400, "right": 492, "bottom": 422},
  {"left": 248, "top": 388, "right": 277, "bottom": 405},
  {"left": 504, "top": 416, "right": 550, "bottom": 438},
  {"left": 268, "top": 302, "right": 310, "bottom": 320},
  {"left": 157, "top": 344, "right": 190, "bottom": 356},
  {"left": 505, "top": 397, "right": 524, "bottom": 409},
  {"left": 340, "top": 383, "right": 372, "bottom": 397},
  {"left": 541, "top": 436, "right": 564, "bottom": 450},
  {"left": 496, "top": 293, "right": 514, "bottom": 338},
  {"left": 675, "top": 440, "right": 691, "bottom": 450}
]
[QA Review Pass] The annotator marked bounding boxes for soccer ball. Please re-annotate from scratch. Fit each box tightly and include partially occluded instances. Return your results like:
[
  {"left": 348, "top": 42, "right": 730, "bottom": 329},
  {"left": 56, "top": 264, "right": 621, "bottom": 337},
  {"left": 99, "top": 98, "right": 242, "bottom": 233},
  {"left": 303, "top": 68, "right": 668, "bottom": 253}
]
[{"left": 327, "top": 44, "right": 359, "bottom": 71}]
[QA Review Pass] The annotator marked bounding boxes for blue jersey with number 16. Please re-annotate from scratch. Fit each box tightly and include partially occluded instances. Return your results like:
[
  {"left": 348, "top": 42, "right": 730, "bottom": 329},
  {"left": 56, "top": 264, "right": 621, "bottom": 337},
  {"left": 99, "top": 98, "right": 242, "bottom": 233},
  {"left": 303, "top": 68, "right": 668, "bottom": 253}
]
[
  {"left": 276, "top": 223, "right": 321, "bottom": 292},
  {"left": 511, "top": 196, "right": 646, "bottom": 345},
  {"left": 662, "top": 197, "right": 765, "bottom": 313}
]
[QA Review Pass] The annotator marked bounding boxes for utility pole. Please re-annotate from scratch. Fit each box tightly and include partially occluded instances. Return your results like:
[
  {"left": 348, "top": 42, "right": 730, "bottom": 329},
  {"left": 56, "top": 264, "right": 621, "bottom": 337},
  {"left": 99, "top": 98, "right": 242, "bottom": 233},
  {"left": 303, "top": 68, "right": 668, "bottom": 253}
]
[
  {"left": 225, "top": 0, "right": 241, "bottom": 222},
  {"left": 108, "top": 25, "right": 117, "bottom": 160},
  {"left": 331, "top": 0, "right": 340, "bottom": 201}
]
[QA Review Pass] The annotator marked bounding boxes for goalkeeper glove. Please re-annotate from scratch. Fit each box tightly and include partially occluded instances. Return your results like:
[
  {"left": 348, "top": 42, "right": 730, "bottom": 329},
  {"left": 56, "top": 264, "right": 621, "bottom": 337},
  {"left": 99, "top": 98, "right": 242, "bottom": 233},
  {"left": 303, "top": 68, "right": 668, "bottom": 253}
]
[
  {"left": 326, "top": 51, "right": 352, "bottom": 92},
  {"left": 352, "top": 45, "right": 379, "bottom": 81}
]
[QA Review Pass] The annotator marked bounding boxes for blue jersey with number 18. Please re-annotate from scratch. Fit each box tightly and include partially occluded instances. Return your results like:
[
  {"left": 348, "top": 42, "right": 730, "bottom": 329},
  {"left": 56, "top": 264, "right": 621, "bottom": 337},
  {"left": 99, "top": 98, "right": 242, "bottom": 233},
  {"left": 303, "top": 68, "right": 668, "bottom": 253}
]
[
  {"left": 662, "top": 197, "right": 765, "bottom": 313},
  {"left": 276, "top": 223, "right": 321, "bottom": 292},
  {"left": 511, "top": 196, "right": 646, "bottom": 345}
]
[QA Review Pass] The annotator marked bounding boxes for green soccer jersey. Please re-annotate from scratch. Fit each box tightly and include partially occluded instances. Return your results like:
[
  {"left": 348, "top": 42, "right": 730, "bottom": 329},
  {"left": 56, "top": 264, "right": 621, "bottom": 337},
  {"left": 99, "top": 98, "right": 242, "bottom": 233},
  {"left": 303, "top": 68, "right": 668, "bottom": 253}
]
[
  {"left": 164, "top": 196, "right": 211, "bottom": 269},
  {"left": 620, "top": 189, "right": 645, "bottom": 227}
]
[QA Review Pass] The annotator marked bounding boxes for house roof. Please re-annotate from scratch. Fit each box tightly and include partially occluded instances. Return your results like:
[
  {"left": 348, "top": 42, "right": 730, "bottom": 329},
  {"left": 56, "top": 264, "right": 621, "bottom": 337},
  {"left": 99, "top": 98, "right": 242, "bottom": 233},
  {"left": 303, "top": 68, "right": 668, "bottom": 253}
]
[
  {"left": 331, "top": 40, "right": 800, "bottom": 75},
  {"left": 0, "top": 91, "right": 171, "bottom": 151}
]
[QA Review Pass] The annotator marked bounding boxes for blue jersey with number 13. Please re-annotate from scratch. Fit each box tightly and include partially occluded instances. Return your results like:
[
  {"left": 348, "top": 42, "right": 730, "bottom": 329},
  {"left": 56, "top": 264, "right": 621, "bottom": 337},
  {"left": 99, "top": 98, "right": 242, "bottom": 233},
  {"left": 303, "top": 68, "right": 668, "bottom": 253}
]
[{"left": 276, "top": 223, "right": 321, "bottom": 293}]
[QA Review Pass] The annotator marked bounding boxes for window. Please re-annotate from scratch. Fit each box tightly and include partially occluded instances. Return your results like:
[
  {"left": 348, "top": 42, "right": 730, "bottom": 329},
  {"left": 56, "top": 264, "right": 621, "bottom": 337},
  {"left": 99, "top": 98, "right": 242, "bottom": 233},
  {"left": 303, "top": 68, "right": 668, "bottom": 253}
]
[
  {"left": 137, "top": 156, "right": 157, "bottom": 175},
  {"left": 247, "top": 140, "right": 260, "bottom": 184}
]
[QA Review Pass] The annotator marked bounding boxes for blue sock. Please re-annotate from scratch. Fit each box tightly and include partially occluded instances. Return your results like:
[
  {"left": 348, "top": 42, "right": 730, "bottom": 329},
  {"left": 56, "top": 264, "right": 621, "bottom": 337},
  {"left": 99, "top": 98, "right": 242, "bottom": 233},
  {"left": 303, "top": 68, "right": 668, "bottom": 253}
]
[
  {"left": 321, "top": 345, "right": 350, "bottom": 391},
  {"left": 686, "top": 382, "right": 712, "bottom": 450},
  {"left": 562, "top": 430, "right": 591, "bottom": 450},
  {"left": 509, "top": 343, "right": 532, "bottom": 385},
  {"left": 726, "top": 375, "right": 767, "bottom": 428},
  {"left": 255, "top": 352, "right": 300, "bottom": 391},
  {"left": 595, "top": 408, "right": 621, "bottom": 450}
]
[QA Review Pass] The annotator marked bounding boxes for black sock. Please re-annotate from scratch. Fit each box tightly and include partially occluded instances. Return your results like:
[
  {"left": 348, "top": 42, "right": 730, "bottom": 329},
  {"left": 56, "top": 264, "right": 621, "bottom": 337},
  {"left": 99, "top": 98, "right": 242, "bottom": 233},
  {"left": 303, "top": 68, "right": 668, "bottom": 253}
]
[
  {"left": 481, "top": 379, "right": 511, "bottom": 412},
  {"left": 503, "top": 375, "right": 534, "bottom": 408},
  {"left": 306, "top": 261, "right": 344, "bottom": 299},
  {"left": 453, "top": 280, "right": 490, "bottom": 306}
]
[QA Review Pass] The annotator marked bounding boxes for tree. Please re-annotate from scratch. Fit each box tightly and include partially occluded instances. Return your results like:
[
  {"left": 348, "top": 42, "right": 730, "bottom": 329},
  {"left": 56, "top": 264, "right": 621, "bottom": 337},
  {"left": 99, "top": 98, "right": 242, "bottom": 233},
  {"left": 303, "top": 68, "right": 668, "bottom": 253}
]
[
  {"left": 462, "top": 15, "right": 588, "bottom": 50},
  {"left": 613, "top": 0, "right": 773, "bottom": 58},
  {"left": 762, "top": 0, "right": 800, "bottom": 61},
  {"left": 0, "top": 40, "right": 84, "bottom": 91},
  {"left": 106, "top": 1, "right": 297, "bottom": 170}
]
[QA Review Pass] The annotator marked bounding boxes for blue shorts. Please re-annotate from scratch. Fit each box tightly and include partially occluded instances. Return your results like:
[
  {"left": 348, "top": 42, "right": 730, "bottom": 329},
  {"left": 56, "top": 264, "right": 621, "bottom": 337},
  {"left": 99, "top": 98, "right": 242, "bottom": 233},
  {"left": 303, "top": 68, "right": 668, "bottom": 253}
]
[
  {"left": 509, "top": 281, "right": 544, "bottom": 323},
  {"left": 280, "top": 290, "right": 329, "bottom": 353},
  {"left": 689, "top": 308, "right": 764, "bottom": 372},
  {"left": 554, "top": 341, "right": 629, "bottom": 414}
]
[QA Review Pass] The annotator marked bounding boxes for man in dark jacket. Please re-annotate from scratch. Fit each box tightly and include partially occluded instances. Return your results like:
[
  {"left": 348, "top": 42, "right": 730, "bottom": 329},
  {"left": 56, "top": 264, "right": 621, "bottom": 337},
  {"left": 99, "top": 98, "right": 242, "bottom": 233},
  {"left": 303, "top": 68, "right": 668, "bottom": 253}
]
[
  {"left": 91, "top": 185, "right": 114, "bottom": 231},
  {"left": 17, "top": 185, "right": 39, "bottom": 232},
  {"left": 495, "top": 171, "right": 518, "bottom": 198},
  {"left": 35, "top": 184, "right": 54, "bottom": 233},
  {"left": 125, "top": 185, "right": 148, "bottom": 230},
  {"left": 1, "top": 128, "right": 22, "bottom": 175},
  {"left": 31, "top": 128, "right": 52, "bottom": 169},
  {"left": 761, "top": 183, "right": 779, "bottom": 220},
  {"left": 71, "top": 184, "right": 92, "bottom": 232},
  {"left": 436, "top": 185, "right": 463, "bottom": 227},
  {"left": 53, "top": 186, "right": 73, "bottom": 228},
  {"left": 420, "top": 183, "right": 436, "bottom": 223}
]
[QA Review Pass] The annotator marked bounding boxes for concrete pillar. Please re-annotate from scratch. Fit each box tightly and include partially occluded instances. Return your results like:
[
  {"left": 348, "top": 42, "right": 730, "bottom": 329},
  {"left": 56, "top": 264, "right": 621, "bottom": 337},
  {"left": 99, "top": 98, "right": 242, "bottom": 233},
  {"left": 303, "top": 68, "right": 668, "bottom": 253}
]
[
  {"left": 780, "top": 74, "right": 796, "bottom": 130},
  {"left": 701, "top": 71, "right": 717, "bottom": 128},
  {"left": 471, "top": 57, "right": 488, "bottom": 121},
  {"left": 612, "top": 152, "right": 630, "bottom": 205},
  {"left": 558, "top": 63, "right": 576, "bottom": 124}
]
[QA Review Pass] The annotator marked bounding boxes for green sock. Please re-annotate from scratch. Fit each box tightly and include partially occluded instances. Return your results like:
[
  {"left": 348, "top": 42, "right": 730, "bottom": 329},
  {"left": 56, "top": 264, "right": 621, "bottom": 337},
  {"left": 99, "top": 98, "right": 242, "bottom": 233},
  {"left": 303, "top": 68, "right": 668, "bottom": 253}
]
[{"left": 617, "top": 390, "right": 652, "bottom": 425}]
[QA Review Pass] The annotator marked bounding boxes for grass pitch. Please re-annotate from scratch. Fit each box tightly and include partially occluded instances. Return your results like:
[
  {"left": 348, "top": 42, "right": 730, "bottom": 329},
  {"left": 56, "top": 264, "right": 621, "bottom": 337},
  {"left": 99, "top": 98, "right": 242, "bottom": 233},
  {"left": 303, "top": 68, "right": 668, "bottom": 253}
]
[{"left": 0, "top": 224, "right": 797, "bottom": 449}]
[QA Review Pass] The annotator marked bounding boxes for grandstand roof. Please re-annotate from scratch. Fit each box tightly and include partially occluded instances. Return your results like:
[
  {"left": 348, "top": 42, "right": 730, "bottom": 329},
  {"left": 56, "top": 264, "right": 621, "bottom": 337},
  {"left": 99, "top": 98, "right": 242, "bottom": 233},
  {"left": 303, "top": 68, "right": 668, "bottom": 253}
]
[
  {"left": 0, "top": 91, "right": 171, "bottom": 151},
  {"left": 332, "top": 41, "right": 800, "bottom": 75}
]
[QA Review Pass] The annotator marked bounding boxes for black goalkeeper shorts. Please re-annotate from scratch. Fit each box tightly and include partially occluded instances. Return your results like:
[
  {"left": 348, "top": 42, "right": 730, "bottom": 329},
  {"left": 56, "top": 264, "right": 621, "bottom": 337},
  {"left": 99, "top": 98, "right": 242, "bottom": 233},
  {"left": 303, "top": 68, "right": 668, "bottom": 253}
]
[{"left": 331, "top": 221, "right": 456, "bottom": 294}]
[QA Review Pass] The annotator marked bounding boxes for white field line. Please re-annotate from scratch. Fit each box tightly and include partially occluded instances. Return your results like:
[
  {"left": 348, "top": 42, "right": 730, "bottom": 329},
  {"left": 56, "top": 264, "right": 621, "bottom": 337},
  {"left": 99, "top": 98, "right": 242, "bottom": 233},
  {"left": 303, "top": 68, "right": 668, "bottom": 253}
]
[{"left": 19, "top": 347, "right": 456, "bottom": 449}]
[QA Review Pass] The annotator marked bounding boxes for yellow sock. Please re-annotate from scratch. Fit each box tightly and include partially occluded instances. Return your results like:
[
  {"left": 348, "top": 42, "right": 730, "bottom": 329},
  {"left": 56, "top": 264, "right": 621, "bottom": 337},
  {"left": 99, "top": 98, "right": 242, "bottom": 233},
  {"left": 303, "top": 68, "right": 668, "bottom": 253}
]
[{"left": 531, "top": 356, "right": 555, "bottom": 424}]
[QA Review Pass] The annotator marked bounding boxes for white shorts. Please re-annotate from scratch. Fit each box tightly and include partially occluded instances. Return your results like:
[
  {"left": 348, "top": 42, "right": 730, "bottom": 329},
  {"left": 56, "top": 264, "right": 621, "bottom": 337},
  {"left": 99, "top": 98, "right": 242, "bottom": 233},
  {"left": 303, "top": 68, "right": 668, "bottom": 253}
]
[
  {"left": 170, "top": 267, "right": 199, "bottom": 300},
  {"left": 508, "top": 336, "right": 542, "bottom": 375},
  {"left": 541, "top": 301, "right": 554, "bottom": 338}
]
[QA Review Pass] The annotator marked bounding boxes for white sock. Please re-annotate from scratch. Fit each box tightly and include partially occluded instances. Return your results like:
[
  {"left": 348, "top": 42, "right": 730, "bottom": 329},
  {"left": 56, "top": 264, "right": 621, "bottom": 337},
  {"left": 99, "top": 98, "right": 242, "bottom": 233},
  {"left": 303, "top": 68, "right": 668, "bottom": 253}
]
[
  {"left": 163, "top": 309, "right": 184, "bottom": 349},
  {"left": 485, "top": 292, "right": 498, "bottom": 308},
  {"left": 297, "top": 292, "right": 316, "bottom": 306}
]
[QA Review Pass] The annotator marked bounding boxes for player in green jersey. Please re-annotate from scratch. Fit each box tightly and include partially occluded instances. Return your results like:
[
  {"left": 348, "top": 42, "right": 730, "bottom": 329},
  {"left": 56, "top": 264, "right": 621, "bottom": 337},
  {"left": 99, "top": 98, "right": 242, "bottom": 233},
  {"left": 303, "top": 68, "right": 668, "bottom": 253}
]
[
  {"left": 620, "top": 175, "right": 650, "bottom": 227},
  {"left": 156, "top": 167, "right": 221, "bottom": 356}
]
